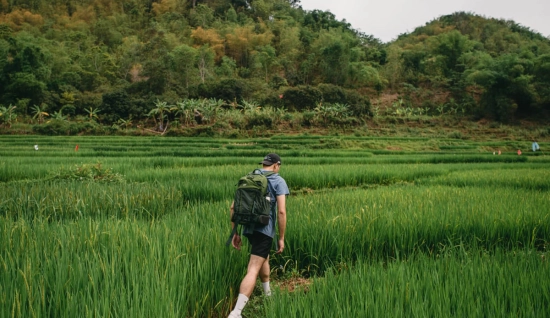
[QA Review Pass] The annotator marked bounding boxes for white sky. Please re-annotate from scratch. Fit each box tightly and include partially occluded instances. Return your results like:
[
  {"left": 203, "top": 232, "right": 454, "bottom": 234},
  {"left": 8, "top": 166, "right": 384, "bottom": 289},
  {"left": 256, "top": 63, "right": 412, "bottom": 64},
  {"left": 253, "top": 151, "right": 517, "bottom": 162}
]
[{"left": 298, "top": 0, "right": 550, "bottom": 43}]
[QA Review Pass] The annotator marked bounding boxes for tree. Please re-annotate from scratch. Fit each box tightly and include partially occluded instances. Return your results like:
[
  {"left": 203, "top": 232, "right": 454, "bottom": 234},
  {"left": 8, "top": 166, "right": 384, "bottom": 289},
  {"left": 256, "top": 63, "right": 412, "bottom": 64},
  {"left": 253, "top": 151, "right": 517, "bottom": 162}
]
[
  {"left": 148, "top": 99, "right": 174, "bottom": 131},
  {"left": 191, "top": 27, "right": 224, "bottom": 60},
  {"left": 311, "top": 29, "right": 357, "bottom": 86},
  {"left": 50, "top": 109, "right": 67, "bottom": 121},
  {"left": 253, "top": 45, "right": 277, "bottom": 83},
  {"left": 169, "top": 44, "right": 198, "bottom": 88},
  {"left": 175, "top": 99, "right": 197, "bottom": 126},
  {"left": 196, "top": 45, "right": 215, "bottom": 84},
  {"left": 31, "top": 104, "right": 49, "bottom": 124},
  {"left": 533, "top": 54, "right": 550, "bottom": 111},
  {"left": 466, "top": 53, "right": 535, "bottom": 120},
  {"left": 225, "top": 25, "right": 273, "bottom": 68},
  {"left": 197, "top": 98, "right": 224, "bottom": 124},
  {"left": 430, "top": 30, "right": 474, "bottom": 78},
  {"left": 0, "top": 104, "right": 17, "bottom": 127},
  {"left": 189, "top": 4, "right": 215, "bottom": 28},
  {"left": 5, "top": 72, "right": 47, "bottom": 107},
  {"left": 101, "top": 90, "right": 139, "bottom": 123},
  {"left": 84, "top": 107, "right": 100, "bottom": 122}
]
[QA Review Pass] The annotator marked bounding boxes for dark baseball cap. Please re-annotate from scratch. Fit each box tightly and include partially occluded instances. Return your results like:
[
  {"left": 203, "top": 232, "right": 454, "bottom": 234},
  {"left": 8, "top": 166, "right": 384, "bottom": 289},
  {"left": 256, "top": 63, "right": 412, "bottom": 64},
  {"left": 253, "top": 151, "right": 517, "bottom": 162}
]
[{"left": 259, "top": 153, "right": 281, "bottom": 166}]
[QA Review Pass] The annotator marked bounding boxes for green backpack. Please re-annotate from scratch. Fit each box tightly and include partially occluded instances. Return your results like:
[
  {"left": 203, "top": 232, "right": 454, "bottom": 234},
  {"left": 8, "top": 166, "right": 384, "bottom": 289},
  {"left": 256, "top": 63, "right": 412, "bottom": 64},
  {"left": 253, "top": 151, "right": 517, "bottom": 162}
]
[{"left": 226, "top": 169, "right": 274, "bottom": 246}]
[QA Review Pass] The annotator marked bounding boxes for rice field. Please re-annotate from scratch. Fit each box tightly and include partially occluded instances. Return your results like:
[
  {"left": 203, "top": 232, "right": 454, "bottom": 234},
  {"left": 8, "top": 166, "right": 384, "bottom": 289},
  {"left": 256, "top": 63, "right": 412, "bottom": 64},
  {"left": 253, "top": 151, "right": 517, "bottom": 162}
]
[{"left": 0, "top": 135, "right": 549, "bottom": 317}]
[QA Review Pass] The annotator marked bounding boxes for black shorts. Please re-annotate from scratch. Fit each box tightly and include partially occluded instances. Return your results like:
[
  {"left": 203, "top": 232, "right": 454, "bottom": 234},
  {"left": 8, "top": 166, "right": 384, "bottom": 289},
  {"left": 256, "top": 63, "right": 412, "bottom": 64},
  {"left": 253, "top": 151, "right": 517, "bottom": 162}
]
[{"left": 247, "top": 231, "right": 273, "bottom": 259}]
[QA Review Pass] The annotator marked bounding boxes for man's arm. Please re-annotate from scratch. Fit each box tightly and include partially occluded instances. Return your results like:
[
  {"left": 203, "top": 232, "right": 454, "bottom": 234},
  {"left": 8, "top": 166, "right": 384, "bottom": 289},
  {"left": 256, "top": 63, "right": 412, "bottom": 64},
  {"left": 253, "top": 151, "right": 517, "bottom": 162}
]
[
  {"left": 230, "top": 201, "right": 242, "bottom": 250},
  {"left": 230, "top": 200, "right": 235, "bottom": 226},
  {"left": 276, "top": 194, "right": 287, "bottom": 254}
]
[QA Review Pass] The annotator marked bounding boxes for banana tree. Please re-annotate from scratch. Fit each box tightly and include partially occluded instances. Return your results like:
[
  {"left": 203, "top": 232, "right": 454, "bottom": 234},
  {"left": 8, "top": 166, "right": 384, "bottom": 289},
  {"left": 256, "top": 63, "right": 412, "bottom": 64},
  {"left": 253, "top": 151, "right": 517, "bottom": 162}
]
[
  {"left": 0, "top": 105, "right": 17, "bottom": 128},
  {"left": 31, "top": 104, "right": 49, "bottom": 124},
  {"left": 50, "top": 110, "right": 67, "bottom": 121},
  {"left": 175, "top": 99, "right": 196, "bottom": 126},
  {"left": 116, "top": 116, "right": 133, "bottom": 130},
  {"left": 240, "top": 100, "right": 261, "bottom": 114},
  {"left": 84, "top": 107, "right": 101, "bottom": 122},
  {"left": 199, "top": 99, "right": 224, "bottom": 124},
  {"left": 148, "top": 100, "right": 174, "bottom": 131},
  {"left": 331, "top": 103, "right": 350, "bottom": 119},
  {"left": 314, "top": 102, "right": 330, "bottom": 124}
]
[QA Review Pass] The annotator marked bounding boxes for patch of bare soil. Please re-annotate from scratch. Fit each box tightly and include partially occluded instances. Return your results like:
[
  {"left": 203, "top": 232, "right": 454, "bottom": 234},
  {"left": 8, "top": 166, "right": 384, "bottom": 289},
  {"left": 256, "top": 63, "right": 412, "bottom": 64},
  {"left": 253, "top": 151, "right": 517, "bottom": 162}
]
[{"left": 276, "top": 277, "right": 312, "bottom": 292}]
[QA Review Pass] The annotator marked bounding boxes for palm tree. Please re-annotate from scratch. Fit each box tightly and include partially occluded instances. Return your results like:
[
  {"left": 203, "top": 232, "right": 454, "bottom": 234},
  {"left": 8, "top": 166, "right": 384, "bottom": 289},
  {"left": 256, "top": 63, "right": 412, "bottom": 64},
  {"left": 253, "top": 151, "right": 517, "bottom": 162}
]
[{"left": 32, "top": 104, "right": 49, "bottom": 124}]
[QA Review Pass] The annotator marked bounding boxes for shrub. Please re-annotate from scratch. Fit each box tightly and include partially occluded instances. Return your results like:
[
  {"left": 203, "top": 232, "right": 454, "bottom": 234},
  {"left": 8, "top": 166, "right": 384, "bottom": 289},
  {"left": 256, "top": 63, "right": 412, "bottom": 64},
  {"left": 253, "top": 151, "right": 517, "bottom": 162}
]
[
  {"left": 345, "top": 90, "right": 371, "bottom": 117},
  {"left": 447, "top": 131, "right": 464, "bottom": 139},
  {"left": 260, "top": 93, "right": 285, "bottom": 108},
  {"left": 100, "top": 90, "right": 141, "bottom": 124},
  {"left": 245, "top": 112, "right": 273, "bottom": 129},
  {"left": 317, "top": 84, "right": 346, "bottom": 104},
  {"left": 282, "top": 113, "right": 294, "bottom": 122},
  {"left": 301, "top": 111, "right": 316, "bottom": 126},
  {"left": 282, "top": 85, "right": 322, "bottom": 111},
  {"left": 197, "top": 79, "right": 247, "bottom": 102}
]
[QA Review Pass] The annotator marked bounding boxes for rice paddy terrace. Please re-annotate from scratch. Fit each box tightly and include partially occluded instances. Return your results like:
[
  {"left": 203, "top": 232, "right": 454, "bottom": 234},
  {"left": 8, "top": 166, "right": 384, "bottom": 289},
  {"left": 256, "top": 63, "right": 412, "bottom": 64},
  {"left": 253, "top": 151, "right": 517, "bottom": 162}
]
[{"left": 1, "top": 135, "right": 549, "bottom": 317}]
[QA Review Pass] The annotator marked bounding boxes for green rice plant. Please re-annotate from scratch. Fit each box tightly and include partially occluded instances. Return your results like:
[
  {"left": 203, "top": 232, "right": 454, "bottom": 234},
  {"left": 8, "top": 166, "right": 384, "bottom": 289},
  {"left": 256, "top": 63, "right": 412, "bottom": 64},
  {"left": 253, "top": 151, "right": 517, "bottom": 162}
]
[
  {"left": 1, "top": 135, "right": 549, "bottom": 317},
  {"left": 0, "top": 204, "right": 249, "bottom": 317},
  {"left": 265, "top": 248, "right": 550, "bottom": 318},
  {"left": 418, "top": 167, "right": 550, "bottom": 191},
  {"left": 278, "top": 185, "right": 549, "bottom": 275}
]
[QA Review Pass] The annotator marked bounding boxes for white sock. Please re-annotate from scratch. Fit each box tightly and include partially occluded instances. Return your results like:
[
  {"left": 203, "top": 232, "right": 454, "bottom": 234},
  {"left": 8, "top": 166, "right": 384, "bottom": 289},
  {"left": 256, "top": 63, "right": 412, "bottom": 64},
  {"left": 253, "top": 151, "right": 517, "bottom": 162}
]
[
  {"left": 231, "top": 293, "right": 249, "bottom": 315},
  {"left": 262, "top": 281, "right": 271, "bottom": 296}
]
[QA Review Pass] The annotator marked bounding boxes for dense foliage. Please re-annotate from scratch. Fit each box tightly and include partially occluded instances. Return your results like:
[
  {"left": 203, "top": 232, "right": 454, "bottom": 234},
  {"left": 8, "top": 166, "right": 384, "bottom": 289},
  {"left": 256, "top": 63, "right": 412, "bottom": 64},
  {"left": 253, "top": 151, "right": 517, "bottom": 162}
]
[
  {"left": 0, "top": 1, "right": 549, "bottom": 126},
  {"left": 386, "top": 12, "right": 550, "bottom": 121}
]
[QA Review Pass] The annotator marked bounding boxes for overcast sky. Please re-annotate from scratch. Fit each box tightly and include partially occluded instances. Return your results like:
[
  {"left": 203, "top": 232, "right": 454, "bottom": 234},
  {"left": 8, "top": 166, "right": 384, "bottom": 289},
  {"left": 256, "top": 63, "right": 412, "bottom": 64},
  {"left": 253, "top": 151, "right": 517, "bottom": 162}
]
[{"left": 298, "top": 0, "right": 550, "bottom": 43}]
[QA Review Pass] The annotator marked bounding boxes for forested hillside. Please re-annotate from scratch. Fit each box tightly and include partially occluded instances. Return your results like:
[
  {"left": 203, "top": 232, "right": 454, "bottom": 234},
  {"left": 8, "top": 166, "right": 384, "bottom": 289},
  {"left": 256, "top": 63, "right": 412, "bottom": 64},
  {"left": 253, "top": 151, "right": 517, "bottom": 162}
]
[{"left": 0, "top": 0, "right": 549, "bottom": 129}]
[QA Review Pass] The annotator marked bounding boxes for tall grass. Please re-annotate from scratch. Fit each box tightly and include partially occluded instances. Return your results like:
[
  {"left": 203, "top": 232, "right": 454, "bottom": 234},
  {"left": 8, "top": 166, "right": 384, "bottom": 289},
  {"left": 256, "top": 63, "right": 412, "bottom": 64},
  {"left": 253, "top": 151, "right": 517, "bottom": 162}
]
[
  {"left": 265, "top": 248, "right": 550, "bottom": 318},
  {"left": 278, "top": 185, "right": 549, "bottom": 275},
  {"left": 0, "top": 209, "right": 247, "bottom": 317},
  {"left": 1, "top": 136, "right": 548, "bottom": 317}
]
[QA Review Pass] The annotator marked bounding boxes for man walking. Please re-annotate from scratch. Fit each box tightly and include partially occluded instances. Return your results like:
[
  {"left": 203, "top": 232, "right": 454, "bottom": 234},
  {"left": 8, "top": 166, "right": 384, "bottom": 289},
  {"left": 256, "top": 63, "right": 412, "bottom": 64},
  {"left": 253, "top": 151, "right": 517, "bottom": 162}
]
[
  {"left": 228, "top": 153, "right": 290, "bottom": 318},
  {"left": 532, "top": 140, "right": 540, "bottom": 152}
]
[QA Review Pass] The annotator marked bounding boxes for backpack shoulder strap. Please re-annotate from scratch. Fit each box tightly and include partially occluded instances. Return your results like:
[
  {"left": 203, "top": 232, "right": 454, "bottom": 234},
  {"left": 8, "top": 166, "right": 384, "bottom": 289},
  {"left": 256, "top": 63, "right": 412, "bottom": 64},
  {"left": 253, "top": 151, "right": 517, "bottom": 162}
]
[
  {"left": 261, "top": 170, "right": 275, "bottom": 177},
  {"left": 225, "top": 221, "right": 239, "bottom": 246}
]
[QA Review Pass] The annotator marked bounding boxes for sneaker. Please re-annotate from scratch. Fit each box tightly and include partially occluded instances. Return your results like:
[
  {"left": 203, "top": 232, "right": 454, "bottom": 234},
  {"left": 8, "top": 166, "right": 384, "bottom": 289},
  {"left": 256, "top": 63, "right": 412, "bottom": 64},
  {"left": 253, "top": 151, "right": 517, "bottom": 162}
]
[{"left": 228, "top": 312, "right": 242, "bottom": 318}]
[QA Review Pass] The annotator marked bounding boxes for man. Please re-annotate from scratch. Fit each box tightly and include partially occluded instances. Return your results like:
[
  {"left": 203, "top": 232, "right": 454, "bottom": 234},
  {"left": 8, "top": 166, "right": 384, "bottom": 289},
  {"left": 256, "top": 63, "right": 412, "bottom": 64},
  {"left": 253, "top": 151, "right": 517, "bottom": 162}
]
[
  {"left": 532, "top": 140, "right": 540, "bottom": 152},
  {"left": 228, "top": 153, "right": 290, "bottom": 318}
]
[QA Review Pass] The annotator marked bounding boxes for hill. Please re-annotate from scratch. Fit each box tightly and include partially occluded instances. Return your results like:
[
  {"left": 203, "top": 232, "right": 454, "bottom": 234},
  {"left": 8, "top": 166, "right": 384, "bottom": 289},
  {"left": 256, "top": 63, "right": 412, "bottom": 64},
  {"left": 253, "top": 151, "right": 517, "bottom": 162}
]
[
  {"left": 381, "top": 12, "right": 550, "bottom": 121},
  {"left": 0, "top": 2, "right": 549, "bottom": 132}
]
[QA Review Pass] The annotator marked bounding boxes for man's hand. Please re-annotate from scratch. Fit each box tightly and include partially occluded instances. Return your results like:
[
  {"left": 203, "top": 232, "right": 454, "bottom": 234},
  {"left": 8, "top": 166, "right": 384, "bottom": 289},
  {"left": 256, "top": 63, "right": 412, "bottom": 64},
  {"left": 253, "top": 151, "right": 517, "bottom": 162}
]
[
  {"left": 276, "top": 238, "right": 284, "bottom": 254},
  {"left": 232, "top": 234, "right": 242, "bottom": 250}
]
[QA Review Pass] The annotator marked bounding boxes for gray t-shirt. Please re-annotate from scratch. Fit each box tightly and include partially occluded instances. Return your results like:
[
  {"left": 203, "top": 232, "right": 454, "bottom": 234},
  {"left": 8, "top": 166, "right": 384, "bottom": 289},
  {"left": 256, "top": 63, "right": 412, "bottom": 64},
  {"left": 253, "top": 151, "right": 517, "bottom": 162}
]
[{"left": 243, "top": 170, "right": 290, "bottom": 238}]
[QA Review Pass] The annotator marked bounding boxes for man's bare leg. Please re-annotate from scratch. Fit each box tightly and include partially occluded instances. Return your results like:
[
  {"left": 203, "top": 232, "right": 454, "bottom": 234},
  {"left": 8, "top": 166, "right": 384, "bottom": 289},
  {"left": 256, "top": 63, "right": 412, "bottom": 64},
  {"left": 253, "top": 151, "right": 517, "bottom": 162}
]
[
  {"left": 240, "top": 254, "right": 268, "bottom": 296},
  {"left": 229, "top": 255, "right": 268, "bottom": 317}
]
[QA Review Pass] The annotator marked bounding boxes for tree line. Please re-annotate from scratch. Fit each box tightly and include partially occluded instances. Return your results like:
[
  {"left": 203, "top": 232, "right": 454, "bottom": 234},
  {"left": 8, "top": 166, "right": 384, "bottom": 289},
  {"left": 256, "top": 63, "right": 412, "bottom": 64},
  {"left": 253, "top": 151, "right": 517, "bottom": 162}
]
[{"left": 0, "top": 1, "right": 549, "bottom": 128}]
